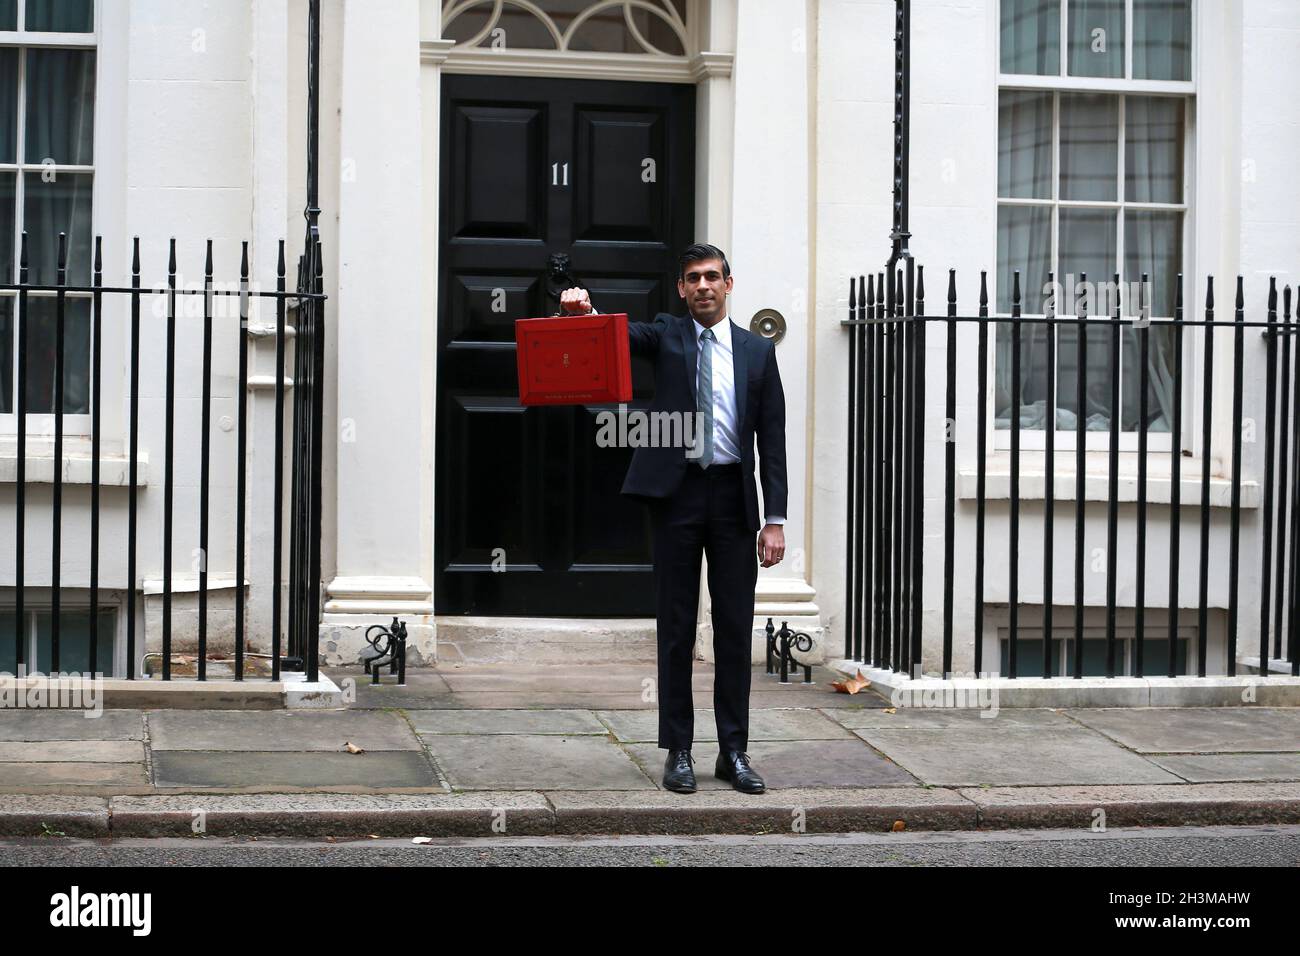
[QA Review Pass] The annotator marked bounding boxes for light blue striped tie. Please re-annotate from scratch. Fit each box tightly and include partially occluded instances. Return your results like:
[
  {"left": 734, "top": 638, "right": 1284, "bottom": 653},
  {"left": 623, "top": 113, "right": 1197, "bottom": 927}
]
[{"left": 697, "top": 328, "right": 715, "bottom": 468}]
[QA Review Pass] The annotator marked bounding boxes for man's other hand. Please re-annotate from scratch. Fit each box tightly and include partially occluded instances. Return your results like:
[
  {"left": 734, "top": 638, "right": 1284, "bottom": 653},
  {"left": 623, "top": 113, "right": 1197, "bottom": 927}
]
[
  {"left": 758, "top": 524, "right": 785, "bottom": 568},
  {"left": 560, "top": 287, "right": 594, "bottom": 315}
]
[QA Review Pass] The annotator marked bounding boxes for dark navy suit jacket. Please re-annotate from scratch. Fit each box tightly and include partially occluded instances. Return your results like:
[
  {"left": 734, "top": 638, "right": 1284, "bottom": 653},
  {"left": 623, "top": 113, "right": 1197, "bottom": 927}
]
[{"left": 620, "top": 311, "right": 787, "bottom": 534}]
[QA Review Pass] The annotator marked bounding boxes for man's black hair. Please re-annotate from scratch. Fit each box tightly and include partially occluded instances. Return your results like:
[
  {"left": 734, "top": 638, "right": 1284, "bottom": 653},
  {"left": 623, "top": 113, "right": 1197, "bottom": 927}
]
[{"left": 679, "top": 243, "right": 731, "bottom": 280}]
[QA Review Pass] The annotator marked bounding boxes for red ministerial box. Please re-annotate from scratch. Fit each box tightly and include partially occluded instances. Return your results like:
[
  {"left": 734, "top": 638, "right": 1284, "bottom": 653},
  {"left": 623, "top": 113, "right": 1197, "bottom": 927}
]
[{"left": 515, "top": 312, "right": 632, "bottom": 405}]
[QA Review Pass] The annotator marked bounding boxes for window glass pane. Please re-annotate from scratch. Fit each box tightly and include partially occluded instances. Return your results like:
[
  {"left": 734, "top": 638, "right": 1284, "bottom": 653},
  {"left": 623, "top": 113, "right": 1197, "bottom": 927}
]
[
  {"left": 998, "top": 90, "right": 1053, "bottom": 199},
  {"left": 1126, "top": 97, "right": 1184, "bottom": 204},
  {"left": 0, "top": 171, "right": 14, "bottom": 282},
  {"left": 34, "top": 611, "right": 115, "bottom": 676},
  {"left": 0, "top": 608, "right": 16, "bottom": 673},
  {"left": 0, "top": 0, "right": 14, "bottom": 30},
  {"left": 635, "top": 6, "right": 686, "bottom": 56},
  {"left": 0, "top": 48, "right": 16, "bottom": 163},
  {"left": 1124, "top": 210, "right": 1181, "bottom": 317},
  {"left": 997, "top": 204, "right": 1052, "bottom": 314},
  {"left": 23, "top": 295, "right": 90, "bottom": 413},
  {"left": 443, "top": 0, "right": 494, "bottom": 45},
  {"left": 24, "top": 48, "right": 96, "bottom": 165},
  {"left": 1068, "top": 0, "right": 1124, "bottom": 78},
  {"left": 1000, "top": 638, "right": 1048, "bottom": 675},
  {"left": 1058, "top": 208, "right": 1118, "bottom": 313},
  {"left": 996, "top": 204, "right": 1053, "bottom": 432},
  {"left": 1140, "top": 637, "right": 1188, "bottom": 674},
  {"left": 1060, "top": 93, "right": 1118, "bottom": 201},
  {"left": 1056, "top": 208, "right": 1117, "bottom": 431},
  {"left": 1001, "top": 0, "right": 1060, "bottom": 74},
  {"left": 1064, "top": 639, "right": 1115, "bottom": 676},
  {"left": 0, "top": 296, "right": 12, "bottom": 414},
  {"left": 24, "top": 0, "right": 94, "bottom": 32},
  {"left": 571, "top": 4, "right": 686, "bottom": 54},
  {"left": 1121, "top": 210, "right": 1182, "bottom": 431},
  {"left": 22, "top": 170, "right": 93, "bottom": 285},
  {"left": 1134, "top": 0, "right": 1191, "bottom": 80},
  {"left": 481, "top": 4, "right": 561, "bottom": 49},
  {"left": 996, "top": 319, "right": 1055, "bottom": 431}
]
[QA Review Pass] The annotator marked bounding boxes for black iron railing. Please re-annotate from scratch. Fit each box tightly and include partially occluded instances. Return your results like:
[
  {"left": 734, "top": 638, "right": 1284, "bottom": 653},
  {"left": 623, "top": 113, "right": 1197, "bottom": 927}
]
[
  {"left": 841, "top": 266, "right": 1300, "bottom": 680},
  {"left": 2, "top": 231, "right": 326, "bottom": 680}
]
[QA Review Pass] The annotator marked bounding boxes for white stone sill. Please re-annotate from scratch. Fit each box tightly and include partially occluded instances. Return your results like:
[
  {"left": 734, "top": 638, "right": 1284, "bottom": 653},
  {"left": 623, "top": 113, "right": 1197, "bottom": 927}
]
[
  {"left": 0, "top": 438, "right": 150, "bottom": 487},
  {"left": 141, "top": 577, "right": 248, "bottom": 595},
  {"left": 958, "top": 451, "right": 1260, "bottom": 509}
]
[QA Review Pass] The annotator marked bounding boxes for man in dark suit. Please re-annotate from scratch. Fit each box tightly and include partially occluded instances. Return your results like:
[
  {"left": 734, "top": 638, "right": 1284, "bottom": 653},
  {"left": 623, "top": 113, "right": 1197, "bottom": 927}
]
[{"left": 559, "top": 243, "right": 787, "bottom": 795}]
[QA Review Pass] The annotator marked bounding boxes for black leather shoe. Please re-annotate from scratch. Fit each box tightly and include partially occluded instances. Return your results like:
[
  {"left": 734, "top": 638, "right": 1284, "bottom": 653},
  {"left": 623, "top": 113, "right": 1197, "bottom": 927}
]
[
  {"left": 715, "top": 750, "right": 766, "bottom": 794},
  {"left": 662, "top": 749, "right": 697, "bottom": 793}
]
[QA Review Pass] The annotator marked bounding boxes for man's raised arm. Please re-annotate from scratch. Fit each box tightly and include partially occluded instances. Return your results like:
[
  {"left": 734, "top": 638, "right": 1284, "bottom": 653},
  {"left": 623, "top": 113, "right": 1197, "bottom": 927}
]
[{"left": 558, "top": 286, "right": 663, "bottom": 356}]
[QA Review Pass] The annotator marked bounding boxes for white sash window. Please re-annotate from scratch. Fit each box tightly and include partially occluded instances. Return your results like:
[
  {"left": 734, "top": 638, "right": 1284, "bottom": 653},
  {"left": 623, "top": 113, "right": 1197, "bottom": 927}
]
[
  {"left": 995, "top": 0, "right": 1194, "bottom": 451},
  {"left": 0, "top": 0, "right": 96, "bottom": 425}
]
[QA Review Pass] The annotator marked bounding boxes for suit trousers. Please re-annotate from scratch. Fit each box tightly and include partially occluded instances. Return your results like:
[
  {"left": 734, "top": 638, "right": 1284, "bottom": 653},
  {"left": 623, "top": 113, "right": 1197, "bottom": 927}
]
[{"left": 648, "top": 461, "right": 758, "bottom": 752}]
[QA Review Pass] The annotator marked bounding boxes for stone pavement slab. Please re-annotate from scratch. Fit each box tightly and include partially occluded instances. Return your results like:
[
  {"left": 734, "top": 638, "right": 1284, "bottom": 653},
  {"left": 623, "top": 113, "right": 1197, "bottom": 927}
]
[
  {"left": 0, "top": 762, "right": 151, "bottom": 789},
  {"left": 1064, "top": 707, "right": 1300, "bottom": 753},
  {"left": 408, "top": 709, "right": 607, "bottom": 735},
  {"left": 148, "top": 710, "right": 421, "bottom": 751},
  {"left": 0, "top": 741, "right": 144, "bottom": 762},
  {"left": 0, "top": 710, "right": 143, "bottom": 740},
  {"left": 150, "top": 751, "right": 439, "bottom": 789},
  {"left": 853, "top": 723, "right": 1182, "bottom": 787},
  {"left": 597, "top": 707, "right": 855, "bottom": 743},
  {"left": 1147, "top": 753, "right": 1300, "bottom": 783},
  {"left": 411, "top": 692, "right": 657, "bottom": 710},
  {"left": 751, "top": 688, "right": 891, "bottom": 709},
  {"left": 423, "top": 734, "right": 656, "bottom": 791},
  {"left": 828, "top": 708, "right": 1065, "bottom": 730},
  {"left": 621, "top": 738, "right": 917, "bottom": 790}
]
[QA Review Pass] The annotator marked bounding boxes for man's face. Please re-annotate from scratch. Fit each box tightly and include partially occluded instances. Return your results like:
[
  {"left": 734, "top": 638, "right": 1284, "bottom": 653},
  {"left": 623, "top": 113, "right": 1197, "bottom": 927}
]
[{"left": 677, "top": 257, "right": 733, "bottom": 323}]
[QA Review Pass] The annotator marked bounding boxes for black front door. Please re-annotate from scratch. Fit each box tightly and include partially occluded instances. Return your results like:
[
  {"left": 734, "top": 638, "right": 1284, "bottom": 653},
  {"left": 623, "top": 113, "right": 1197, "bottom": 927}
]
[{"left": 436, "top": 74, "right": 696, "bottom": 616}]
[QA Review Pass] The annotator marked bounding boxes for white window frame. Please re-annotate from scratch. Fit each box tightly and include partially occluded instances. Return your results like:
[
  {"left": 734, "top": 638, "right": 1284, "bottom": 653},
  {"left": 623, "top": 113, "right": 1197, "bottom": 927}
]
[
  {"left": 0, "top": 0, "right": 100, "bottom": 439},
  {"left": 993, "top": 0, "right": 1197, "bottom": 455}
]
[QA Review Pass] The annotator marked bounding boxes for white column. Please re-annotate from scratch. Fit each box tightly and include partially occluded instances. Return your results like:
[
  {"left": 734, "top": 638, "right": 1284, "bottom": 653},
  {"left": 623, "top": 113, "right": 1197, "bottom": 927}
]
[
  {"left": 699, "top": 0, "right": 823, "bottom": 665},
  {"left": 321, "top": 0, "right": 435, "bottom": 663},
  {"left": 246, "top": 0, "right": 290, "bottom": 654}
]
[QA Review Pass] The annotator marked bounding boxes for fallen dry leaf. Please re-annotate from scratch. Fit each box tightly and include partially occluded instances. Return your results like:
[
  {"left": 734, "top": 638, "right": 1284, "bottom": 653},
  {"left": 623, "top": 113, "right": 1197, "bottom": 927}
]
[
  {"left": 891, "top": 820, "right": 906, "bottom": 832},
  {"left": 830, "top": 669, "right": 872, "bottom": 694},
  {"left": 344, "top": 741, "right": 365, "bottom": 754},
  {"left": 412, "top": 837, "right": 433, "bottom": 845}
]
